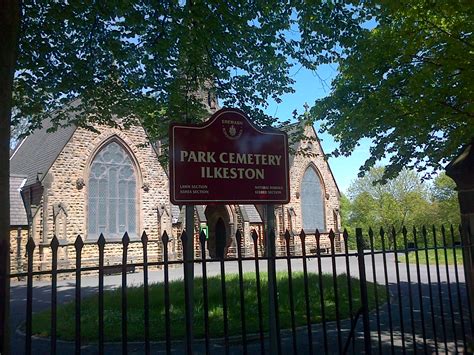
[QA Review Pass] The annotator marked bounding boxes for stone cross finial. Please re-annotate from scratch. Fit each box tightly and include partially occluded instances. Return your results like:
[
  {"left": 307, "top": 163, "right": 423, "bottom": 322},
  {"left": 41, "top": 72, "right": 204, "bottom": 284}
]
[{"left": 303, "top": 102, "right": 310, "bottom": 113}]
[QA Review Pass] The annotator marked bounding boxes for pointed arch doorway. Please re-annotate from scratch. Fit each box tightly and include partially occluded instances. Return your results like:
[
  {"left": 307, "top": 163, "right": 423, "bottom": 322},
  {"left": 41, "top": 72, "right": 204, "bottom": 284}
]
[
  {"left": 215, "top": 218, "right": 226, "bottom": 259},
  {"left": 205, "top": 205, "right": 232, "bottom": 259}
]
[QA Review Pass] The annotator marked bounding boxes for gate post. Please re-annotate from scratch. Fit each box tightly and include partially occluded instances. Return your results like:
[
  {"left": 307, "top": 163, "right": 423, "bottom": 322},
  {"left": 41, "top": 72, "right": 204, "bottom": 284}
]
[
  {"left": 1, "top": 0, "right": 20, "bottom": 353},
  {"left": 356, "top": 228, "right": 372, "bottom": 354},
  {"left": 446, "top": 139, "right": 474, "bottom": 331}
]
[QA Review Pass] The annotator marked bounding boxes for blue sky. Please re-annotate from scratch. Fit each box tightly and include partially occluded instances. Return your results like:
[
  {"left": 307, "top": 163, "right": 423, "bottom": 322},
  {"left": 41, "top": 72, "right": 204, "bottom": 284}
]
[{"left": 263, "top": 64, "right": 372, "bottom": 194}]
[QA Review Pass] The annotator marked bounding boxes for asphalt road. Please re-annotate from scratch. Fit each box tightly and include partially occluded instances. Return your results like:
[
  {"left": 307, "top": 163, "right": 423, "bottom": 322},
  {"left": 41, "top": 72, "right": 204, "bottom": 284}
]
[{"left": 8, "top": 253, "right": 471, "bottom": 354}]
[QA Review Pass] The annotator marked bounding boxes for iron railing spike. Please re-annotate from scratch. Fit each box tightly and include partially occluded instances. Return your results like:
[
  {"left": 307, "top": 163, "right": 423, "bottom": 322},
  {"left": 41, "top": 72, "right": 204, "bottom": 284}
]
[
  {"left": 299, "top": 229, "right": 306, "bottom": 241},
  {"left": 161, "top": 230, "right": 169, "bottom": 244},
  {"left": 328, "top": 229, "right": 335, "bottom": 241},
  {"left": 98, "top": 233, "right": 106, "bottom": 247},
  {"left": 122, "top": 232, "right": 130, "bottom": 245},
  {"left": 251, "top": 229, "right": 258, "bottom": 243},
  {"left": 50, "top": 235, "right": 59, "bottom": 249},
  {"left": 74, "top": 235, "right": 84, "bottom": 250},
  {"left": 26, "top": 237, "right": 36, "bottom": 251},
  {"left": 141, "top": 231, "right": 148, "bottom": 243}
]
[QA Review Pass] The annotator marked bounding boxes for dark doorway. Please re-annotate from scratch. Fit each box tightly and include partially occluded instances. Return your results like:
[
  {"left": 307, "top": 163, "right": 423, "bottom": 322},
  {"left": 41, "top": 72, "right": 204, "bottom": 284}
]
[
  {"left": 204, "top": 205, "right": 233, "bottom": 259},
  {"left": 215, "top": 217, "right": 226, "bottom": 259}
]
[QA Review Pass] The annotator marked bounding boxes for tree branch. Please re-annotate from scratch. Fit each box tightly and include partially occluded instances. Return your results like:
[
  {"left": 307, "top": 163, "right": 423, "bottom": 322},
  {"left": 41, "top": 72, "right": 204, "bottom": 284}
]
[
  {"left": 421, "top": 17, "right": 474, "bottom": 49},
  {"left": 438, "top": 100, "right": 474, "bottom": 118}
]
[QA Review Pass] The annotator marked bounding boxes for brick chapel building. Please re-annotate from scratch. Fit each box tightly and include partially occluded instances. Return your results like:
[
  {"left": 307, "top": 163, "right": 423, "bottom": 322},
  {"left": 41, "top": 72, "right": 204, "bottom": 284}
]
[{"left": 9, "top": 106, "right": 341, "bottom": 273}]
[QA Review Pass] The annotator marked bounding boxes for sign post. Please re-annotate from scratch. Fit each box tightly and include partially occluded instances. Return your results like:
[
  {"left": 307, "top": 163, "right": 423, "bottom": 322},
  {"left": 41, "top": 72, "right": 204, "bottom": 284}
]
[
  {"left": 184, "top": 205, "right": 194, "bottom": 353},
  {"left": 169, "top": 108, "right": 290, "bottom": 350},
  {"left": 266, "top": 204, "right": 280, "bottom": 354}
]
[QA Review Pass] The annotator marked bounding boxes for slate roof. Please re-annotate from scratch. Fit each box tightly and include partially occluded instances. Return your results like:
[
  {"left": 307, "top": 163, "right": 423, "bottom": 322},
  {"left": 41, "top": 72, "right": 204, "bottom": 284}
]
[
  {"left": 239, "top": 205, "right": 263, "bottom": 223},
  {"left": 171, "top": 205, "right": 208, "bottom": 224},
  {"left": 195, "top": 205, "right": 207, "bottom": 223},
  {"left": 10, "top": 119, "right": 77, "bottom": 186},
  {"left": 10, "top": 175, "right": 28, "bottom": 226}
]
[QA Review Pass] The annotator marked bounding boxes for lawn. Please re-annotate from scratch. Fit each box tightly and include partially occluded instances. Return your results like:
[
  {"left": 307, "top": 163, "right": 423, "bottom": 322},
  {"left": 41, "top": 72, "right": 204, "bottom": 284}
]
[
  {"left": 31, "top": 272, "right": 386, "bottom": 342},
  {"left": 399, "top": 248, "right": 464, "bottom": 265}
]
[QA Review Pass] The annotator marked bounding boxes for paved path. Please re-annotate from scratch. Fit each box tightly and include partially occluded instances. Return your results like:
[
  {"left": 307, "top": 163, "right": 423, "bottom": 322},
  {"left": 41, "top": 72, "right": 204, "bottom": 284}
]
[{"left": 9, "top": 253, "right": 471, "bottom": 354}]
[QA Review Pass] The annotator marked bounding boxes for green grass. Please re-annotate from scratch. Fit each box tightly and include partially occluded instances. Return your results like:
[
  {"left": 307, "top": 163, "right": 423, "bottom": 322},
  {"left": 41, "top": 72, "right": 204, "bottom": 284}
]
[
  {"left": 398, "top": 249, "right": 464, "bottom": 265},
  {"left": 31, "top": 272, "right": 386, "bottom": 342}
]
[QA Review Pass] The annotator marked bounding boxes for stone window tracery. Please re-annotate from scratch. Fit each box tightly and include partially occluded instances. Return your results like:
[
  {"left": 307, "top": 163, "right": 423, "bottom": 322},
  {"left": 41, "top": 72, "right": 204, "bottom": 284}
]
[
  {"left": 88, "top": 141, "right": 137, "bottom": 239},
  {"left": 301, "top": 166, "right": 325, "bottom": 232}
]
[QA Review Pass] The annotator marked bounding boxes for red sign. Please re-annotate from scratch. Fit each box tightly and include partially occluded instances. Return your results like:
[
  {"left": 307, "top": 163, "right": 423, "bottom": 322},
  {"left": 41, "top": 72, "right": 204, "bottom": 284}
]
[{"left": 169, "top": 108, "right": 290, "bottom": 204}]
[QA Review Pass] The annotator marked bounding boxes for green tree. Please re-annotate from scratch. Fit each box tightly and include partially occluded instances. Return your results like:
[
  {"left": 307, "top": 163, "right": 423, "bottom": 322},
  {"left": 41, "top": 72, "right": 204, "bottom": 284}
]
[
  {"left": 2, "top": 1, "right": 469, "bottom": 348},
  {"left": 343, "top": 168, "right": 461, "bottom": 249},
  {"left": 8, "top": 2, "right": 372, "bottom": 139},
  {"left": 345, "top": 167, "right": 434, "bottom": 248},
  {"left": 310, "top": 1, "right": 474, "bottom": 181},
  {"left": 0, "top": 2, "right": 373, "bottom": 350},
  {"left": 430, "top": 173, "right": 460, "bottom": 226},
  {"left": 339, "top": 194, "right": 353, "bottom": 232}
]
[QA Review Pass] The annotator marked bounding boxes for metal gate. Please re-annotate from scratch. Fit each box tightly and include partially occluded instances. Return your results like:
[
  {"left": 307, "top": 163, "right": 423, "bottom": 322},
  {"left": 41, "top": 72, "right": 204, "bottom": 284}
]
[{"left": 8, "top": 225, "right": 473, "bottom": 354}]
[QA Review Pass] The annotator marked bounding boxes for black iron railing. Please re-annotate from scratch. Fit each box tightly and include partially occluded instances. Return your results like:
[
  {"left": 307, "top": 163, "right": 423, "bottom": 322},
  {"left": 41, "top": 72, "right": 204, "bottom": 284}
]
[{"left": 9, "top": 225, "right": 474, "bottom": 354}]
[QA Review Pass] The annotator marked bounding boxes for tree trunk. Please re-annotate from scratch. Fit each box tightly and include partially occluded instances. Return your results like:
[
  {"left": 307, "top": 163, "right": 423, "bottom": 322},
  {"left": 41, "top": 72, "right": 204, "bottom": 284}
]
[{"left": 0, "top": 0, "right": 20, "bottom": 353}]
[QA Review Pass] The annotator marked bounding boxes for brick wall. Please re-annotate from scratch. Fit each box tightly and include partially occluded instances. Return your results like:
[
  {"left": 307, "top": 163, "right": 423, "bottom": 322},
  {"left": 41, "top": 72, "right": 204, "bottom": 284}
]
[
  {"left": 10, "top": 122, "right": 341, "bottom": 273},
  {"left": 277, "top": 125, "right": 342, "bottom": 252},
  {"left": 33, "top": 123, "right": 171, "bottom": 269},
  {"left": 9, "top": 228, "right": 28, "bottom": 274}
]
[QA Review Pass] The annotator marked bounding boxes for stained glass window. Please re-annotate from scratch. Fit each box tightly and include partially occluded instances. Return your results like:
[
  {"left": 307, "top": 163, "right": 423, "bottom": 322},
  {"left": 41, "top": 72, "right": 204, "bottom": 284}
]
[
  {"left": 88, "top": 141, "right": 137, "bottom": 238},
  {"left": 301, "top": 167, "right": 325, "bottom": 232}
]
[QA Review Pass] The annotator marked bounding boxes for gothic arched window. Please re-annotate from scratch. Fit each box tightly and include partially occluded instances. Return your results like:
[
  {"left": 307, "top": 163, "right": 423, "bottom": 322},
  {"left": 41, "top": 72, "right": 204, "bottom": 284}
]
[
  {"left": 301, "top": 167, "right": 325, "bottom": 232},
  {"left": 88, "top": 141, "right": 137, "bottom": 238}
]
